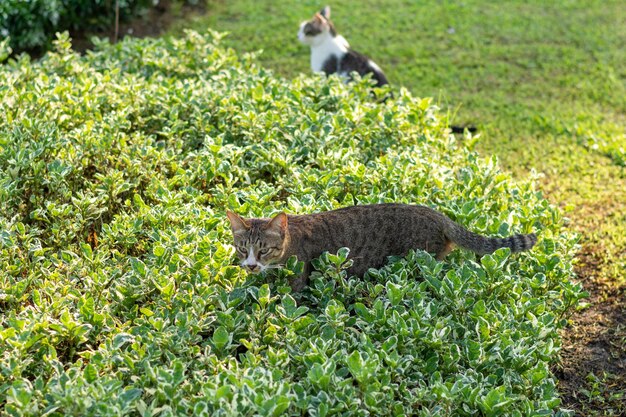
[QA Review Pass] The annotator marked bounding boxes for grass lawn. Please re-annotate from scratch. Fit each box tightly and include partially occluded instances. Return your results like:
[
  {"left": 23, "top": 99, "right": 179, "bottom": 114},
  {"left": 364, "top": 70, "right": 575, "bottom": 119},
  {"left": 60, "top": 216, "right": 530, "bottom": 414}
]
[{"left": 168, "top": 0, "right": 626, "bottom": 414}]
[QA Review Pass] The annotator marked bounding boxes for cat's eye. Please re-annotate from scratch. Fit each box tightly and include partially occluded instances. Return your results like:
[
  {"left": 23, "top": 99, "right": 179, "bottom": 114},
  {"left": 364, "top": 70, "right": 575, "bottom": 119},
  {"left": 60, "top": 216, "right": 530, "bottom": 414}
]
[
  {"left": 237, "top": 246, "right": 247, "bottom": 255},
  {"left": 259, "top": 248, "right": 270, "bottom": 256}
]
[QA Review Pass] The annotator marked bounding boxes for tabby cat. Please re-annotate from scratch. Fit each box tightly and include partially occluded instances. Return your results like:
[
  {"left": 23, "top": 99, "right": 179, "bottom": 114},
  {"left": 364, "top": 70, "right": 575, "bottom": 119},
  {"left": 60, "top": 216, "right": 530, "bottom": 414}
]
[
  {"left": 227, "top": 204, "right": 537, "bottom": 291},
  {"left": 298, "top": 6, "right": 389, "bottom": 87}
]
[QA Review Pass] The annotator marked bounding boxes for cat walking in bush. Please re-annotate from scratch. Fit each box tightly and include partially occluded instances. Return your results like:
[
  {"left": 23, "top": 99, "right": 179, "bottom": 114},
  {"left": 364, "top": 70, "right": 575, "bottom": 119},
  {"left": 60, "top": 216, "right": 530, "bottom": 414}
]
[
  {"left": 298, "top": 6, "right": 389, "bottom": 87},
  {"left": 227, "top": 204, "right": 537, "bottom": 291}
]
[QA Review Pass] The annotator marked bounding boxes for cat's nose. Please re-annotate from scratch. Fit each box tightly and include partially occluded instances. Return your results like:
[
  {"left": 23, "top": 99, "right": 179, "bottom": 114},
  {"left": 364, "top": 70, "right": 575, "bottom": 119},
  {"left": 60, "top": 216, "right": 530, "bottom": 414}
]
[{"left": 245, "top": 264, "right": 261, "bottom": 273}]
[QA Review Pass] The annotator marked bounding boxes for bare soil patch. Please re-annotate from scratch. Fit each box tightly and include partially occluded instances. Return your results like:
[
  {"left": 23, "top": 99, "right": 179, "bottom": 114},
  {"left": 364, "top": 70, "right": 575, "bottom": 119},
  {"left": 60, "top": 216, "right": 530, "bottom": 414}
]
[
  {"left": 538, "top": 152, "right": 626, "bottom": 414},
  {"left": 557, "top": 245, "right": 626, "bottom": 415}
]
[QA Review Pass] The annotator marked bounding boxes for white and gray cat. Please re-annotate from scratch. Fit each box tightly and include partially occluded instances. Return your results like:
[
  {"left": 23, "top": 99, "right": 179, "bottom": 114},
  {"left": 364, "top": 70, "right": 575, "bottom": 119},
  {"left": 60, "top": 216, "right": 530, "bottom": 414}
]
[
  {"left": 298, "top": 6, "right": 389, "bottom": 87},
  {"left": 298, "top": 6, "right": 476, "bottom": 133}
]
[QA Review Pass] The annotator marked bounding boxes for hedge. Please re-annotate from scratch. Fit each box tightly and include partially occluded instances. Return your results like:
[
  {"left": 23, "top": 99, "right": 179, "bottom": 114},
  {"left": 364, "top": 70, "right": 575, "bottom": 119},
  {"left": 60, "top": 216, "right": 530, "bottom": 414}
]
[{"left": 0, "top": 31, "right": 584, "bottom": 416}]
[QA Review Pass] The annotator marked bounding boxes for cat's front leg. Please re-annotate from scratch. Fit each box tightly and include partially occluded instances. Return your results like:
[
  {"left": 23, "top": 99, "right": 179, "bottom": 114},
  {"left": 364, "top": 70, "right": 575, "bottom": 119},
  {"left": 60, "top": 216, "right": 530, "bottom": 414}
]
[{"left": 289, "top": 264, "right": 310, "bottom": 292}]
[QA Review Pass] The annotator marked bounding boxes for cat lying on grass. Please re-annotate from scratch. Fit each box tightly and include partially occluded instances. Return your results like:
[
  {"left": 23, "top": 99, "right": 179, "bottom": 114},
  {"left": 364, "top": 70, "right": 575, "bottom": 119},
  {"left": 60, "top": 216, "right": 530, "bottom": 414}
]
[{"left": 227, "top": 204, "right": 537, "bottom": 291}]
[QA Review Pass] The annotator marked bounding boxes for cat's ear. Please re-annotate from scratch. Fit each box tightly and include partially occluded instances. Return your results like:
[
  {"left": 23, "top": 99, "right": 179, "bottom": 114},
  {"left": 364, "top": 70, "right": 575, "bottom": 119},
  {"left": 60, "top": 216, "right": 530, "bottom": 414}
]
[
  {"left": 320, "top": 6, "right": 331, "bottom": 19},
  {"left": 266, "top": 212, "right": 288, "bottom": 237},
  {"left": 226, "top": 210, "right": 250, "bottom": 234}
]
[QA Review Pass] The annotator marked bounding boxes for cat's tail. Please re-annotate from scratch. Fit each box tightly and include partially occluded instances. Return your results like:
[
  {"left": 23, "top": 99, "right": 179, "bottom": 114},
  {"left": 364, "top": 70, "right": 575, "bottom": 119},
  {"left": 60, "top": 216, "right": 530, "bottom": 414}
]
[{"left": 443, "top": 220, "right": 537, "bottom": 255}]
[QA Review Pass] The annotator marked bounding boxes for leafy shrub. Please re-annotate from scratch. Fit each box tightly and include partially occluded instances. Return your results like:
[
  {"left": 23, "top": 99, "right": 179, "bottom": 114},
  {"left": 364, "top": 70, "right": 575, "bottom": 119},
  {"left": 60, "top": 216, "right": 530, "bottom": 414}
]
[
  {"left": 0, "top": 0, "right": 156, "bottom": 53},
  {"left": 0, "top": 31, "right": 584, "bottom": 416}
]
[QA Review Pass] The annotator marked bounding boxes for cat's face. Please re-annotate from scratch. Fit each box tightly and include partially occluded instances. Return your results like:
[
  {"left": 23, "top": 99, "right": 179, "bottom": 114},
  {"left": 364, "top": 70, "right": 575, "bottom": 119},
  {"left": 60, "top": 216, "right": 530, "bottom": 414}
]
[
  {"left": 226, "top": 211, "right": 288, "bottom": 273},
  {"left": 298, "top": 6, "right": 336, "bottom": 46}
]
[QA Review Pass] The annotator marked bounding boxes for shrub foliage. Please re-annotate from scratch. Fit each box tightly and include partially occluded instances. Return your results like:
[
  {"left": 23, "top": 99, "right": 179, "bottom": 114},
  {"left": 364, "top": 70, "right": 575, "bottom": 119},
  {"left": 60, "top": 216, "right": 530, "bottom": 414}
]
[
  {"left": 0, "top": 0, "right": 157, "bottom": 53},
  {"left": 0, "top": 32, "right": 584, "bottom": 416}
]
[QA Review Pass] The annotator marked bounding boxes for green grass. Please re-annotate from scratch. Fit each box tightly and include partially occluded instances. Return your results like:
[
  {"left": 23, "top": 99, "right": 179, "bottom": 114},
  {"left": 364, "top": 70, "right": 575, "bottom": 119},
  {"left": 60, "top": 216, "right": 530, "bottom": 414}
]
[{"left": 173, "top": 1, "right": 625, "bottom": 156}]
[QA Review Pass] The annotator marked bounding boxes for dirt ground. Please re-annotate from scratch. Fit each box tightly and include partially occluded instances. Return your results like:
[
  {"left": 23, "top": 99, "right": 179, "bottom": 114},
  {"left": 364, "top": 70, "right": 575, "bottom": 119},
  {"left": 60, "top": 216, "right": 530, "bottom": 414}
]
[{"left": 557, "top": 246, "right": 626, "bottom": 415}]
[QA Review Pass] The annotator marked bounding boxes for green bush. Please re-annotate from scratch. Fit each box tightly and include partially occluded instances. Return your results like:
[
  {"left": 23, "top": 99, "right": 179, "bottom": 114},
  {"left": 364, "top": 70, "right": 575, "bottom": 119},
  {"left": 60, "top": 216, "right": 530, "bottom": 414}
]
[
  {"left": 0, "top": 0, "right": 154, "bottom": 52},
  {"left": 0, "top": 31, "right": 584, "bottom": 416}
]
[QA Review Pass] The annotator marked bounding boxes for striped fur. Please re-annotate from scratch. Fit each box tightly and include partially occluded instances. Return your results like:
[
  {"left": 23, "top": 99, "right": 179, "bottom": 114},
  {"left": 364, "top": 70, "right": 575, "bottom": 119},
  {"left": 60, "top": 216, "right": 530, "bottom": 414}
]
[
  {"left": 443, "top": 219, "right": 537, "bottom": 255},
  {"left": 227, "top": 204, "right": 537, "bottom": 291}
]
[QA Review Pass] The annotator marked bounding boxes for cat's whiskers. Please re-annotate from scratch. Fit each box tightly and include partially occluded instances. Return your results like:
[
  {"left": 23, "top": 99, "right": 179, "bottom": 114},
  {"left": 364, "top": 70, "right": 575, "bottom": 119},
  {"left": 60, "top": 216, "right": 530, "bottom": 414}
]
[{"left": 265, "top": 264, "right": 285, "bottom": 270}]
